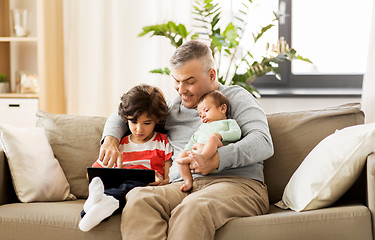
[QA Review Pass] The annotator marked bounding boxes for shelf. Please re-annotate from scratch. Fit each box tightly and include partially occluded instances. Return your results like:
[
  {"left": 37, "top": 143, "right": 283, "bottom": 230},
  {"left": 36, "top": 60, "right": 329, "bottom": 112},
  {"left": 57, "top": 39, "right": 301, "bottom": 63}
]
[
  {"left": 0, "top": 37, "right": 38, "bottom": 42},
  {"left": 0, "top": 93, "right": 38, "bottom": 99}
]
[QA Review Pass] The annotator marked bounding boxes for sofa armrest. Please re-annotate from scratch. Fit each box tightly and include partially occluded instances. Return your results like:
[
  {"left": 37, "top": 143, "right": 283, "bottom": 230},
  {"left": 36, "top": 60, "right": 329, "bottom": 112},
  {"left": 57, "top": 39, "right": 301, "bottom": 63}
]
[
  {"left": 0, "top": 150, "right": 18, "bottom": 205},
  {"left": 366, "top": 152, "right": 375, "bottom": 236}
]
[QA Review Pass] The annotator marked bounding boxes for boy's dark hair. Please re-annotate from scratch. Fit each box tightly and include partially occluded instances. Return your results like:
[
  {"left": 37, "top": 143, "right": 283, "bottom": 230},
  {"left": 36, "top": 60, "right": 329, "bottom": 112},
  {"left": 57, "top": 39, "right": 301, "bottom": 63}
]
[
  {"left": 118, "top": 84, "right": 168, "bottom": 132},
  {"left": 198, "top": 90, "right": 230, "bottom": 116}
]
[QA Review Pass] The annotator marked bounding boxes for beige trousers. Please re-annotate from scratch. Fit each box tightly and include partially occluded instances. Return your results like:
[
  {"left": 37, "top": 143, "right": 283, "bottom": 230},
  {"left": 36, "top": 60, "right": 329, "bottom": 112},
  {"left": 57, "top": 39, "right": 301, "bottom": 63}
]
[{"left": 121, "top": 176, "right": 269, "bottom": 240}]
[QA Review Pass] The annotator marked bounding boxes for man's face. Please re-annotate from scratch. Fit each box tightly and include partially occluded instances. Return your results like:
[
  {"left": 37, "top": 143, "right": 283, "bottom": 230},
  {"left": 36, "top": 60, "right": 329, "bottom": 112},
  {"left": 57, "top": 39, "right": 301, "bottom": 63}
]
[{"left": 172, "top": 59, "right": 217, "bottom": 109}]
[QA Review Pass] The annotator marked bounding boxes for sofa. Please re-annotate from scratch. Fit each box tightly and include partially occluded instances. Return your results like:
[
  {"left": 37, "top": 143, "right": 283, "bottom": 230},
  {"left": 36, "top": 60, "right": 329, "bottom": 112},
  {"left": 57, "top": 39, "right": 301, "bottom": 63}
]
[{"left": 0, "top": 102, "right": 374, "bottom": 240}]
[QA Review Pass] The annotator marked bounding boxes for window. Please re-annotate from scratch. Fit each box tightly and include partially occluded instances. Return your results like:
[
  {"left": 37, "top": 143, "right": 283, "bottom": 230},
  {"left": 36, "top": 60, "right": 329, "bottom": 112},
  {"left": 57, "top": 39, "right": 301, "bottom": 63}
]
[{"left": 253, "top": 0, "right": 373, "bottom": 96}]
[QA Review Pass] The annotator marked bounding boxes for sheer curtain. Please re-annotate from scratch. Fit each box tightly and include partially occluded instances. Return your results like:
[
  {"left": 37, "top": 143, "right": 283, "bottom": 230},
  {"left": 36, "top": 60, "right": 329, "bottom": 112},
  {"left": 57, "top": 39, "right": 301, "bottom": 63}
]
[
  {"left": 362, "top": 1, "right": 375, "bottom": 123},
  {"left": 63, "top": 0, "right": 192, "bottom": 117}
]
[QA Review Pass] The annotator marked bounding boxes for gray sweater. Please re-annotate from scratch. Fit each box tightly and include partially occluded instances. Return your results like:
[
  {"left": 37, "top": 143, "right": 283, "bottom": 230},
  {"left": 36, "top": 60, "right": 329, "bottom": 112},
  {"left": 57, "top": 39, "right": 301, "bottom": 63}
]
[{"left": 103, "top": 84, "right": 274, "bottom": 182}]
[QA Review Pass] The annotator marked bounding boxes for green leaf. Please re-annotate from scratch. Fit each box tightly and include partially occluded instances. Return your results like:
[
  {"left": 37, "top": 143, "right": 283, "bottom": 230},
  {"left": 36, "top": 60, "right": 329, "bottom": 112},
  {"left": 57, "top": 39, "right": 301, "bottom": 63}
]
[
  {"left": 234, "top": 16, "right": 245, "bottom": 23},
  {"left": 150, "top": 67, "right": 171, "bottom": 75},
  {"left": 191, "top": 33, "right": 199, "bottom": 39},
  {"left": 239, "top": 10, "right": 247, "bottom": 15},
  {"left": 193, "top": 18, "right": 210, "bottom": 23},
  {"left": 212, "top": 33, "right": 227, "bottom": 48},
  {"left": 223, "top": 23, "right": 238, "bottom": 42},
  {"left": 254, "top": 24, "right": 274, "bottom": 43},
  {"left": 167, "top": 21, "right": 178, "bottom": 32},
  {"left": 178, "top": 24, "right": 188, "bottom": 38},
  {"left": 176, "top": 38, "right": 184, "bottom": 47},
  {"left": 224, "top": 49, "right": 231, "bottom": 55},
  {"left": 206, "top": 5, "right": 221, "bottom": 17},
  {"left": 212, "top": 12, "right": 221, "bottom": 29}
]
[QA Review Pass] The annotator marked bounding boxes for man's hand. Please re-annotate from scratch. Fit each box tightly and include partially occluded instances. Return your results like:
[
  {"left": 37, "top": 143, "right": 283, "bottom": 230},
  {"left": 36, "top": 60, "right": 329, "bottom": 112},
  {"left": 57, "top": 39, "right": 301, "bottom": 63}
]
[
  {"left": 98, "top": 136, "right": 122, "bottom": 168},
  {"left": 176, "top": 143, "right": 220, "bottom": 175}
]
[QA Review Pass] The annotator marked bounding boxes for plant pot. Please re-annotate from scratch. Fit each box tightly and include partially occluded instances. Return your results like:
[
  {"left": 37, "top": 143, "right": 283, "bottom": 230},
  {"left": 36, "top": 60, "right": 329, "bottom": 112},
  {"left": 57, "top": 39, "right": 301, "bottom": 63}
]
[{"left": 0, "top": 82, "right": 9, "bottom": 93}]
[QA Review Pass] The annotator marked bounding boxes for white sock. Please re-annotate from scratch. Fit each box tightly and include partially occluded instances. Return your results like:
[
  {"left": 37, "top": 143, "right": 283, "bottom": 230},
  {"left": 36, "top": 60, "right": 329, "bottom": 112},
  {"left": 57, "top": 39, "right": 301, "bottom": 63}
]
[
  {"left": 83, "top": 177, "right": 105, "bottom": 213},
  {"left": 79, "top": 194, "right": 119, "bottom": 232}
]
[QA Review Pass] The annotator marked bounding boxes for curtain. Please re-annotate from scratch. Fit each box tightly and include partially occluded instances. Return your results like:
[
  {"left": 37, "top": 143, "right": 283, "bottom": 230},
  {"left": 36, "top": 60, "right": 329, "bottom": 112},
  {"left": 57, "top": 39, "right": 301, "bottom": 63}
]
[
  {"left": 63, "top": 0, "right": 192, "bottom": 117},
  {"left": 362, "top": 1, "right": 375, "bottom": 123}
]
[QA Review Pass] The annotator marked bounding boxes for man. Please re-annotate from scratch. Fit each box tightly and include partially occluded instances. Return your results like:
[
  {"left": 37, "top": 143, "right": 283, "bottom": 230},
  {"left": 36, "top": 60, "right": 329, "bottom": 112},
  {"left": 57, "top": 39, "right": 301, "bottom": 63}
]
[{"left": 99, "top": 40, "right": 274, "bottom": 239}]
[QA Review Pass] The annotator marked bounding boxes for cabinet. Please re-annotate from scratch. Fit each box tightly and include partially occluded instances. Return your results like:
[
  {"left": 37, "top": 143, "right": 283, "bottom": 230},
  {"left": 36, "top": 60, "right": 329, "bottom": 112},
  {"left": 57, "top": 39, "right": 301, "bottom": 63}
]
[
  {"left": 0, "top": 0, "right": 43, "bottom": 126},
  {"left": 0, "top": 0, "right": 65, "bottom": 115},
  {"left": 0, "top": 0, "right": 44, "bottom": 95},
  {"left": 0, "top": 96, "right": 38, "bottom": 127},
  {"left": 0, "top": 0, "right": 47, "bottom": 125}
]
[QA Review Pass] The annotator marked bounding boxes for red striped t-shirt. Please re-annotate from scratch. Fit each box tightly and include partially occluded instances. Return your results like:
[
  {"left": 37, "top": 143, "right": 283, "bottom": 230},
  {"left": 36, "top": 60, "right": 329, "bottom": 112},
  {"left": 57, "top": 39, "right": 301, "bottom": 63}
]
[{"left": 92, "top": 132, "right": 173, "bottom": 178}]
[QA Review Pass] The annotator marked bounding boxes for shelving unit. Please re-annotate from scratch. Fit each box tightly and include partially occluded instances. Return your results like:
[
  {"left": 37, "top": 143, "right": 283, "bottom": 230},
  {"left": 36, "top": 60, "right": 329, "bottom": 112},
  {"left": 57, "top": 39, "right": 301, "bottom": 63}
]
[{"left": 0, "top": 0, "right": 43, "bottom": 126}]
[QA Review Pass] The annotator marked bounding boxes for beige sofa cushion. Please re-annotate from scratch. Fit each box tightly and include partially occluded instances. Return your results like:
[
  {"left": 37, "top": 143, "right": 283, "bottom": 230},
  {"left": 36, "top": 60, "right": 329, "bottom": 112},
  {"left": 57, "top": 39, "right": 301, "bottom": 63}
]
[
  {"left": 36, "top": 111, "right": 107, "bottom": 198},
  {"left": 277, "top": 122, "right": 375, "bottom": 211},
  {"left": 215, "top": 204, "right": 372, "bottom": 240},
  {"left": 0, "top": 123, "right": 72, "bottom": 202},
  {"left": 264, "top": 103, "right": 364, "bottom": 203},
  {"left": 0, "top": 200, "right": 122, "bottom": 239}
]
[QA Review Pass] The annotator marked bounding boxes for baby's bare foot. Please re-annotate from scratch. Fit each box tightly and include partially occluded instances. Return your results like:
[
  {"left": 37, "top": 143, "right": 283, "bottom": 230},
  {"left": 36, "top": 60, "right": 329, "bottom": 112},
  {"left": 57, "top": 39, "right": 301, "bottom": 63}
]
[{"left": 180, "top": 181, "right": 192, "bottom": 192}]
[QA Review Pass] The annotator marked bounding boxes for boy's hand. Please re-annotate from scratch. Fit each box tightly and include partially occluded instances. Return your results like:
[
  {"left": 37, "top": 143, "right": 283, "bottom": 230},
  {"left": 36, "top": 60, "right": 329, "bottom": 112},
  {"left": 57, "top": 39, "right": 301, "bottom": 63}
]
[
  {"left": 149, "top": 174, "right": 169, "bottom": 186},
  {"left": 98, "top": 136, "right": 123, "bottom": 168}
]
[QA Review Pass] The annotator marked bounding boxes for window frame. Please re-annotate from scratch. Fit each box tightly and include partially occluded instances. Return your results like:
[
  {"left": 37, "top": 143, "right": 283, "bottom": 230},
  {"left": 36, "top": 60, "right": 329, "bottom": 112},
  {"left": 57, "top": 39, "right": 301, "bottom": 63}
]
[{"left": 253, "top": 0, "right": 363, "bottom": 97}]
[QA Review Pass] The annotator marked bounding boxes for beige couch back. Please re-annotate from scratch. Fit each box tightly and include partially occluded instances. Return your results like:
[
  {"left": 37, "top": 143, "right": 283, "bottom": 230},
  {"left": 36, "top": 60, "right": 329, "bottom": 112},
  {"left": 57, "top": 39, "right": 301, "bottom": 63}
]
[
  {"left": 36, "top": 111, "right": 107, "bottom": 199},
  {"left": 264, "top": 103, "right": 364, "bottom": 203},
  {"left": 35, "top": 103, "right": 364, "bottom": 202}
]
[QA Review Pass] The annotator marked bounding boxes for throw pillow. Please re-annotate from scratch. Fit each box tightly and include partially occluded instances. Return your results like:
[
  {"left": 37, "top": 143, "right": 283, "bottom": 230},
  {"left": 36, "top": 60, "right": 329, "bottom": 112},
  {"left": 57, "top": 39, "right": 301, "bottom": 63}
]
[
  {"left": 0, "top": 122, "right": 73, "bottom": 202},
  {"left": 36, "top": 111, "right": 107, "bottom": 198},
  {"left": 264, "top": 102, "right": 364, "bottom": 203},
  {"left": 276, "top": 122, "right": 375, "bottom": 212}
]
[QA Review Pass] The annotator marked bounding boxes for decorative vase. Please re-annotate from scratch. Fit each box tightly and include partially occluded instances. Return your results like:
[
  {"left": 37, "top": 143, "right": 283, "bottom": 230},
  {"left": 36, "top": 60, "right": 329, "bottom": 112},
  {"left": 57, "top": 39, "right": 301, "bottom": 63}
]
[{"left": 0, "top": 82, "right": 9, "bottom": 93}]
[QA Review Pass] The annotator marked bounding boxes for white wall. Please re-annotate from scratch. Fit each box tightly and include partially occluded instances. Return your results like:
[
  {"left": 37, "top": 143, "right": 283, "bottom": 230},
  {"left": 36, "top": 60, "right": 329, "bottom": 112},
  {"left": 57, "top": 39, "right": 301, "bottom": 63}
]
[{"left": 257, "top": 97, "right": 361, "bottom": 114}]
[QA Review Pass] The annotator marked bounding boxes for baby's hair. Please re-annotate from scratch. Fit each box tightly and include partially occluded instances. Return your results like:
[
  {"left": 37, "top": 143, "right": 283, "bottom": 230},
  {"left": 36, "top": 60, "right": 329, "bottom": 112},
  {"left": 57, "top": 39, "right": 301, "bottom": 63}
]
[
  {"left": 118, "top": 84, "right": 168, "bottom": 129},
  {"left": 198, "top": 90, "right": 230, "bottom": 115}
]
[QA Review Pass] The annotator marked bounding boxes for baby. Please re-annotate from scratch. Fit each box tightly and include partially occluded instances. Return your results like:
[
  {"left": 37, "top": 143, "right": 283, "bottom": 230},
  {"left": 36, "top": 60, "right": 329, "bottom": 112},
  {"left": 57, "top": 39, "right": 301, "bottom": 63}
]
[{"left": 177, "top": 90, "right": 241, "bottom": 192}]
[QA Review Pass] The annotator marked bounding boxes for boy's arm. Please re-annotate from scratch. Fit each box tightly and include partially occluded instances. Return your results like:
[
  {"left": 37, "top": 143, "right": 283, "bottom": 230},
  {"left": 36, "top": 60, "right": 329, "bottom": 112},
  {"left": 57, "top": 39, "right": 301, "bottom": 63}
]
[{"left": 163, "top": 159, "right": 172, "bottom": 183}]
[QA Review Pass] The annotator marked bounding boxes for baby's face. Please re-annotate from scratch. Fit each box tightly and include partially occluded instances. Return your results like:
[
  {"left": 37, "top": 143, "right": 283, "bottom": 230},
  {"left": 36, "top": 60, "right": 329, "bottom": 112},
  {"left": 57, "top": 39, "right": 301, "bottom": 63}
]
[{"left": 197, "top": 96, "right": 227, "bottom": 124}]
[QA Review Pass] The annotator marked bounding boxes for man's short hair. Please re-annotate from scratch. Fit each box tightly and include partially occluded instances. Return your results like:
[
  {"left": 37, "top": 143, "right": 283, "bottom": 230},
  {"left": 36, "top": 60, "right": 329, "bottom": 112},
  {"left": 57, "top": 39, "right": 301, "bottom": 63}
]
[{"left": 170, "top": 40, "right": 215, "bottom": 72}]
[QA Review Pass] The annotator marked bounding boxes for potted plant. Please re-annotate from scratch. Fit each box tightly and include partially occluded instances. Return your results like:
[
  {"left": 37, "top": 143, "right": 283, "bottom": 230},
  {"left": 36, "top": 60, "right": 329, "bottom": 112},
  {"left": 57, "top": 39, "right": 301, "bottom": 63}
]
[
  {"left": 0, "top": 73, "right": 9, "bottom": 93},
  {"left": 138, "top": 0, "right": 311, "bottom": 96}
]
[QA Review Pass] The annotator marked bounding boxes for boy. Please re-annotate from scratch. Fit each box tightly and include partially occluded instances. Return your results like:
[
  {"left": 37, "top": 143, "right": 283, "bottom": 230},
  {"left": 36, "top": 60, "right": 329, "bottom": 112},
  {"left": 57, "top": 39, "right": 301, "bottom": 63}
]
[{"left": 79, "top": 84, "right": 172, "bottom": 232}]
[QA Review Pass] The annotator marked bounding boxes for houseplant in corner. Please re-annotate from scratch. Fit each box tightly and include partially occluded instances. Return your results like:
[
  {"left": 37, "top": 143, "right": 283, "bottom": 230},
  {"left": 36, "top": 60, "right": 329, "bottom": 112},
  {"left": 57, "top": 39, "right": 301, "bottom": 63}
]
[
  {"left": 0, "top": 73, "right": 9, "bottom": 93},
  {"left": 138, "top": 0, "right": 311, "bottom": 96}
]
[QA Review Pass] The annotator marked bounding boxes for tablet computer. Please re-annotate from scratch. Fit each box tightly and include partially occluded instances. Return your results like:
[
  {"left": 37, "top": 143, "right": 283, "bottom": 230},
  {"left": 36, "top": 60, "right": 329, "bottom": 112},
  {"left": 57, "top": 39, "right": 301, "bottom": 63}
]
[{"left": 87, "top": 167, "right": 155, "bottom": 189}]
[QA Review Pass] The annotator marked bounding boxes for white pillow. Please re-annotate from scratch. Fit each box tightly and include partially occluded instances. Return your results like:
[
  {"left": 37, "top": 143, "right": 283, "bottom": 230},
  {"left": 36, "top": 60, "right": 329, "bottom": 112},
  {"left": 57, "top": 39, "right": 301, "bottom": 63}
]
[
  {"left": 0, "top": 122, "right": 74, "bottom": 202},
  {"left": 275, "top": 122, "right": 375, "bottom": 212}
]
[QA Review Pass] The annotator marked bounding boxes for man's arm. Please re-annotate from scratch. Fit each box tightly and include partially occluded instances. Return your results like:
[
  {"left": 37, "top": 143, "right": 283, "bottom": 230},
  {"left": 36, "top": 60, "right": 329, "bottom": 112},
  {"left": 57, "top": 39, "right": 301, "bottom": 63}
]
[
  {"left": 99, "top": 112, "right": 128, "bottom": 168},
  {"left": 101, "top": 112, "right": 128, "bottom": 143},
  {"left": 217, "top": 86, "right": 274, "bottom": 172}
]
